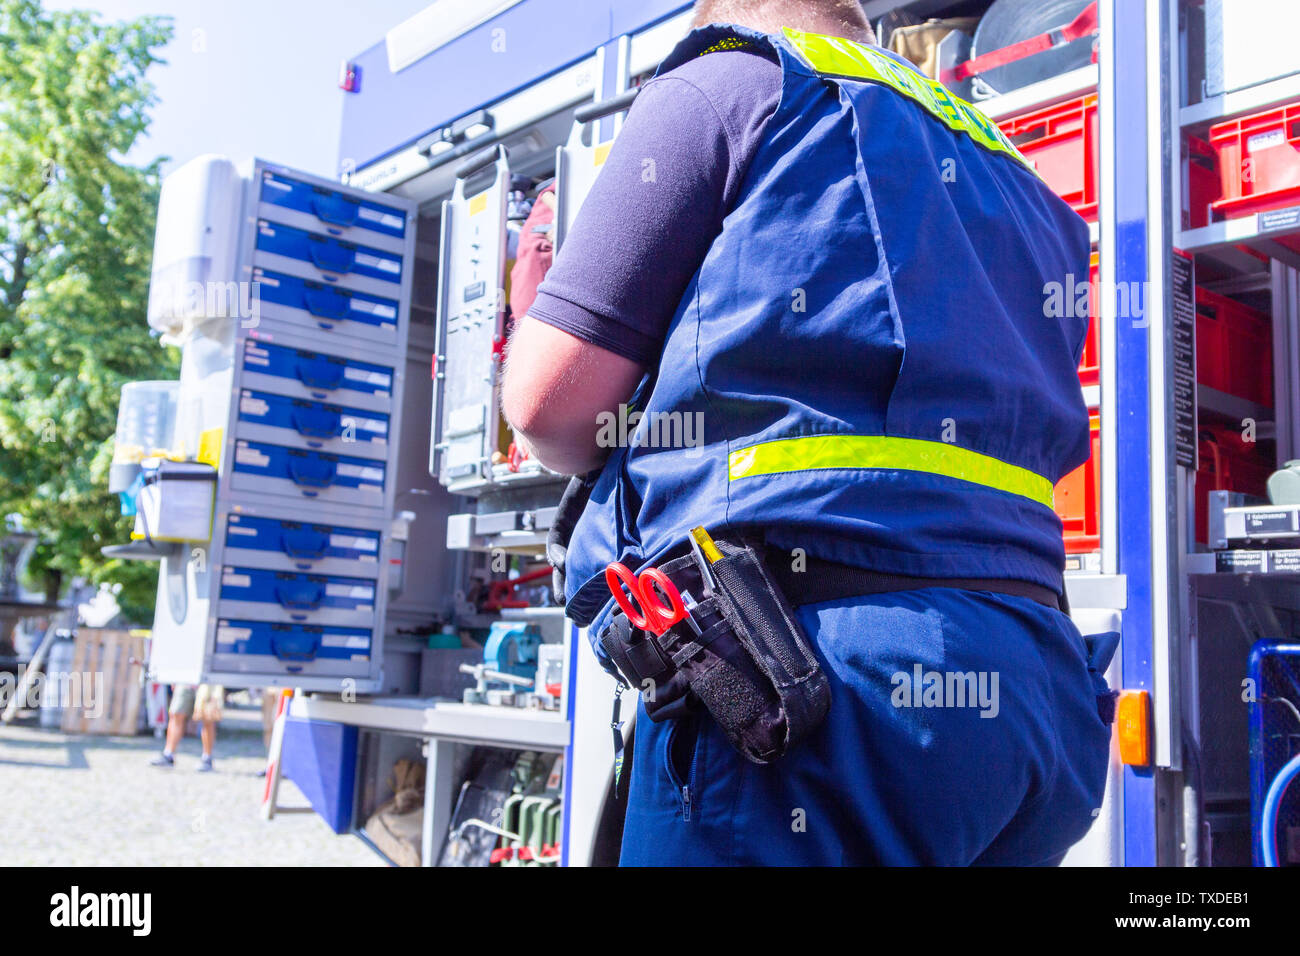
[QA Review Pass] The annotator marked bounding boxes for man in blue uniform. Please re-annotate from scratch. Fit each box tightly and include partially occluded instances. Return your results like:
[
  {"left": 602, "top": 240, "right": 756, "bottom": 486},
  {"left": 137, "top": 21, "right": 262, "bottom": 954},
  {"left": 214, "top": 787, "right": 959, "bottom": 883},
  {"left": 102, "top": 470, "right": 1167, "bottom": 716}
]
[{"left": 502, "top": 0, "right": 1111, "bottom": 865}]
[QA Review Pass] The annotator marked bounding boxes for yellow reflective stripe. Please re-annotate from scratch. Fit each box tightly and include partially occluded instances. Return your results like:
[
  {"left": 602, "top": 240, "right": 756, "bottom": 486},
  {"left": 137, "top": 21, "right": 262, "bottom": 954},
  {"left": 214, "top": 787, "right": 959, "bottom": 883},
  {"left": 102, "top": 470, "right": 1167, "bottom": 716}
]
[
  {"left": 781, "top": 28, "right": 1035, "bottom": 173},
  {"left": 727, "top": 435, "right": 1055, "bottom": 509}
]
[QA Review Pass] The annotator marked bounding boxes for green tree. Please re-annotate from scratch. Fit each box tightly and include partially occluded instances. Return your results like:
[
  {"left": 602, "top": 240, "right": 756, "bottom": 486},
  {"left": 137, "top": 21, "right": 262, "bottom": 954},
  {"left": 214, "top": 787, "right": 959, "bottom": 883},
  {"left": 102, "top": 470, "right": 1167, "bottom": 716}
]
[{"left": 0, "top": 0, "right": 174, "bottom": 622}]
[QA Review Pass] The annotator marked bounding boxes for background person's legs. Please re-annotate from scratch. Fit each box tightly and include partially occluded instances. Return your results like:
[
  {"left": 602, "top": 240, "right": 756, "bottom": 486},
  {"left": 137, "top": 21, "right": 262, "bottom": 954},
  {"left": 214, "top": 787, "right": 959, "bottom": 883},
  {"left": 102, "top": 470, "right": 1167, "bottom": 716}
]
[
  {"left": 192, "top": 684, "right": 224, "bottom": 771},
  {"left": 151, "top": 685, "right": 197, "bottom": 767}
]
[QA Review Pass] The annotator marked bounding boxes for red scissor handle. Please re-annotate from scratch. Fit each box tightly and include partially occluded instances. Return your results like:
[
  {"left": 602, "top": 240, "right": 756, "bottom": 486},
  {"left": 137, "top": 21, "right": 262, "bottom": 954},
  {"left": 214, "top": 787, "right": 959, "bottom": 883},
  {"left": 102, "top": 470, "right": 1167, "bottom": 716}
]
[{"left": 604, "top": 563, "right": 688, "bottom": 635}]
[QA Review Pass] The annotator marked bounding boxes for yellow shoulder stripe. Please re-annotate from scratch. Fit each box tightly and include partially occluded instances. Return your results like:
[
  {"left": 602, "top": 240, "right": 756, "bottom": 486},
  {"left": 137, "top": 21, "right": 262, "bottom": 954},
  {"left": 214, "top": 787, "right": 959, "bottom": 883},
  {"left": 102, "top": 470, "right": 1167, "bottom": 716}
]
[{"left": 781, "top": 28, "right": 1035, "bottom": 173}]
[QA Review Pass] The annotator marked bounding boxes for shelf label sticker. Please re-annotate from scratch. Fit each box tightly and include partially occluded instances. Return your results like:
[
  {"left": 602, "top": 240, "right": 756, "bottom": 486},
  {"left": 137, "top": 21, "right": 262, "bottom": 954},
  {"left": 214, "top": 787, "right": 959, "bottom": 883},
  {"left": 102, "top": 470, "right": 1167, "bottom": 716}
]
[
  {"left": 1171, "top": 250, "right": 1198, "bottom": 471},
  {"left": 1245, "top": 511, "right": 1298, "bottom": 535}
]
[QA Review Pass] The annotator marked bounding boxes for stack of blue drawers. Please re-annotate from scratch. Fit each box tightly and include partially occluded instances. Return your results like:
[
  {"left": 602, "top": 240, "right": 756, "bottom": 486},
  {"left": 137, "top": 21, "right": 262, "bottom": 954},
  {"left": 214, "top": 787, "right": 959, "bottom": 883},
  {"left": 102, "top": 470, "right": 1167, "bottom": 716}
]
[{"left": 205, "top": 162, "right": 418, "bottom": 689}]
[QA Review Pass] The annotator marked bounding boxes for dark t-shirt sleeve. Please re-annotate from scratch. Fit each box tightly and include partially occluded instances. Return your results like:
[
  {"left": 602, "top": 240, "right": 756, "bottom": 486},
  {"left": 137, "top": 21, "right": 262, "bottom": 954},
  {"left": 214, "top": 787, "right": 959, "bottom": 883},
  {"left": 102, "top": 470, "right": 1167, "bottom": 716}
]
[{"left": 526, "top": 48, "right": 782, "bottom": 366}]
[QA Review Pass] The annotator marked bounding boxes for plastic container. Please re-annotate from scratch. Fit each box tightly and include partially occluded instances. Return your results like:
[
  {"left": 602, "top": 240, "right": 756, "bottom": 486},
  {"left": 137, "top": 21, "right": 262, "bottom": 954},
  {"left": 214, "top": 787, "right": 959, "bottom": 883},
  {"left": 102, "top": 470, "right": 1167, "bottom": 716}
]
[
  {"left": 1195, "top": 287, "right": 1273, "bottom": 407},
  {"left": 1055, "top": 410, "right": 1101, "bottom": 553},
  {"left": 1195, "top": 425, "right": 1275, "bottom": 543},
  {"left": 1186, "top": 135, "right": 1223, "bottom": 229},
  {"left": 1078, "top": 252, "right": 1100, "bottom": 387},
  {"left": 998, "top": 90, "right": 1099, "bottom": 222},
  {"left": 110, "top": 381, "right": 180, "bottom": 493},
  {"left": 1209, "top": 99, "right": 1300, "bottom": 219}
]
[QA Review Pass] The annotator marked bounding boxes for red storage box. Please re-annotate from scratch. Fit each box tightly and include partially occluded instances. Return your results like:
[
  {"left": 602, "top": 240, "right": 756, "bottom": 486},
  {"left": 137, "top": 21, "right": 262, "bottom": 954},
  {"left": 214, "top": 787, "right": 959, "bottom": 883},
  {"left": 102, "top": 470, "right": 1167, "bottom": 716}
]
[
  {"left": 999, "top": 91, "right": 1099, "bottom": 222},
  {"left": 1195, "top": 286, "right": 1273, "bottom": 407},
  {"left": 1078, "top": 252, "right": 1100, "bottom": 387},
  {"left": 1195, "top": 426, "right": 1275, "bottom": 543},
  {"left": 1056, "top": 411, "right": 1101, "bottom": 554},
  {"left": 1186, "top": 135, "right": 1222, "bottom": 229},
  {"left": 1209, "top": 100, "right": 1300, "bottom": 219}
]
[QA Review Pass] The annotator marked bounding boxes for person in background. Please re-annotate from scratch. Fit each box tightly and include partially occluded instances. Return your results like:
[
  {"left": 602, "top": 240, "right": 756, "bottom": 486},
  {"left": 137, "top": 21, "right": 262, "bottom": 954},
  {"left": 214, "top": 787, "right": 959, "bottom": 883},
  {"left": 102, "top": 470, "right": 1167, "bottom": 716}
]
[{"left": 150, "top": 683, "right": 223, "bottom": 772}]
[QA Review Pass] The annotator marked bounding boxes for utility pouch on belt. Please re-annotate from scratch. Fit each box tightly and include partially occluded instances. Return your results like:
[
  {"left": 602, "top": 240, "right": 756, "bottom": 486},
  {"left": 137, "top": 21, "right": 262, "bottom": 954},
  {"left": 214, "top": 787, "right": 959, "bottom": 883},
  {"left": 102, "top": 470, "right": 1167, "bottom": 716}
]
[{"left": 598, "top": 535, "right": 830, "bottom": 765}]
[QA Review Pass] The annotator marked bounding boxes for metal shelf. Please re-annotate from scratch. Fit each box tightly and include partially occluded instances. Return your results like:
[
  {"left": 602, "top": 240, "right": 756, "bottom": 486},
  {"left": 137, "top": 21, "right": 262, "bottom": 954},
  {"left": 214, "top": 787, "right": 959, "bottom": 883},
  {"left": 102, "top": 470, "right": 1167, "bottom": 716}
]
[
  {"left": 1196, "top": 384, "right": 1273, "bottom": 428},
  {"left": 977, "top": 65, "right": 1099, "bottom": 120},
  {"left": 1178, "top": 207, "right": 1300, "bottom": 273},
  {"left": 291, "top": 693, "right": 570, "bottom": 751},
  {"left": 1181, "top": 71, "right": 1300, "bottom": 128}
]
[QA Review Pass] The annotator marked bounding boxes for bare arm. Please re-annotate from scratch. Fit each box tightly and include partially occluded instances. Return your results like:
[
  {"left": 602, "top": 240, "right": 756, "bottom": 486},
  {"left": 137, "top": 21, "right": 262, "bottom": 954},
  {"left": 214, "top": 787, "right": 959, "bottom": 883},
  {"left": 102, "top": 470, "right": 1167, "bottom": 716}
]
[{"left": 501, "top": 316, "right": 645, "bottom": 476}]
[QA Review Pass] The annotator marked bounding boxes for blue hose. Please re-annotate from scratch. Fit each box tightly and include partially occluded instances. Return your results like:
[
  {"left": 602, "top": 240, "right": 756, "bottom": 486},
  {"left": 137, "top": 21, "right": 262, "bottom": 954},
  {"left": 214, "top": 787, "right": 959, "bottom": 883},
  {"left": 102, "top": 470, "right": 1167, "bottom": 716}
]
[{"left": 1261, "top": 751, "right": 1300, "bottom": 867}]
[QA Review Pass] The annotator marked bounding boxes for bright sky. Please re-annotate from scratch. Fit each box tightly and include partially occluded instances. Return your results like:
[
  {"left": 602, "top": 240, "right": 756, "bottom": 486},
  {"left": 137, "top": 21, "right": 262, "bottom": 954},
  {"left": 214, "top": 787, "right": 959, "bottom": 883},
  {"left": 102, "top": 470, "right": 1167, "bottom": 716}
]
[{"left": 44, "top": 0, "right": 433, "bottom": 177}]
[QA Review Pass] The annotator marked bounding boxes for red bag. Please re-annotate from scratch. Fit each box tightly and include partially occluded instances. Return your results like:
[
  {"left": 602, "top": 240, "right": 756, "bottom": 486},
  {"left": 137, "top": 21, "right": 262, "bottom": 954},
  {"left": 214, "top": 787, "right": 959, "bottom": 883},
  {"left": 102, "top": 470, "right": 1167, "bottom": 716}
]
[{"left": 509, "top": 183, "right": 556, "bottom": 320}]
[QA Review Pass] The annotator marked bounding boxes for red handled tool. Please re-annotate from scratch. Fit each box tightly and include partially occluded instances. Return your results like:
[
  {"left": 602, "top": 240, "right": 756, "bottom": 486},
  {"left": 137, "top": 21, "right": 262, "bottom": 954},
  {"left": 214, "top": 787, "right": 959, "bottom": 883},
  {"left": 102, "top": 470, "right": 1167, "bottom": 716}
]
[{"left": 604, "top": 562, "right": 700, "bottom": 636}]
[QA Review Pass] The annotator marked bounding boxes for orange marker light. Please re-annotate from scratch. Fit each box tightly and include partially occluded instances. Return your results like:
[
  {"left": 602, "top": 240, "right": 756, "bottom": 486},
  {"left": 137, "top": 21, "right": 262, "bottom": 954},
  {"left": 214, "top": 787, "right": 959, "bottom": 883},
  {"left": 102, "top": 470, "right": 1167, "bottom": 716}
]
[{"left": 1116, "top": 690, "right": 1151, "bottom": 766}]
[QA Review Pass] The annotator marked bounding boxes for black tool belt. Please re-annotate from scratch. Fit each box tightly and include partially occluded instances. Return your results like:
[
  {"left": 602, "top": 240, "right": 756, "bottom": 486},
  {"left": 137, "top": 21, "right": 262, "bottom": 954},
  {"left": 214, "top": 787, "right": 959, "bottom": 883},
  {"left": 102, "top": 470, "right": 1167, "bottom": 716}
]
[
  {"left": 599, "top": 535, "right": 831, "bottom": 765},
  {"left": 766, "top": 550, "right": 1070, "bottom": 615},
  {"left": 597, "top": 537, "right": 1072, "bottom": 765}
]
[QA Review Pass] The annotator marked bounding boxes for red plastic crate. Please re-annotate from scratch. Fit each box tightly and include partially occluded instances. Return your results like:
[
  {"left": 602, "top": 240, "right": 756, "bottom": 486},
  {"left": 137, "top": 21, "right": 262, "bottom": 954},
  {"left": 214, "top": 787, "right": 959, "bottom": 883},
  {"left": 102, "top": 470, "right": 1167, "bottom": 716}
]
[
  {"left": 1187, "top": 135, "right": 1222, "bottom": 229},
  {"left": 1195, "top": 425, "right": 1275, "bottom": 543},
  {"left": 1209, "top": 100, "right": 1300, "bottom": 218},
  {"left": 1056, "top": 412, "right": 1101, "bottom": 554},
  {"left": 1078, "top": 252, "right": 1100, "bottom": 387},
  {"left": 1195, "top": 286, "right": 1273, "bottom": 407},
  {"left": 999, "top": 91, "right": 1099, "bottom": 222}
]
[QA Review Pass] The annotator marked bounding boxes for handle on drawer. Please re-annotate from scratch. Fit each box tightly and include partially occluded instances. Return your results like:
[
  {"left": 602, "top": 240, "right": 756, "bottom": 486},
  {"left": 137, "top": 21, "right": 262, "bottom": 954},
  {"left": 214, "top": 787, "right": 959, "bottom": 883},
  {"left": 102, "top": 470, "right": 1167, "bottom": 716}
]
[
  {"left": 291, "top": 405, "right": 342, "bottom": 439},
  {"left": 311, "top": 192, "right": 359, "bottom": 228},
  {"left": 280, "top": 526, "right": 328, "bottom": 560},
  {"left": 303, "top": 284, "right": 350, "bottom": 319},
  {"left": 307, "top": 239, "right": 356, "bottom": 275},
  {"left": 287, "top": 455, "right": 336, "bottom": 488},
  {"left": 294, "top": 356, "right": 343, "bottom": 391},
  {"left": 276, "top": 578, "right": 323, "bottom": 610},
  {"left": 271, "top": 631, "right": 320, "bottom": 662}
]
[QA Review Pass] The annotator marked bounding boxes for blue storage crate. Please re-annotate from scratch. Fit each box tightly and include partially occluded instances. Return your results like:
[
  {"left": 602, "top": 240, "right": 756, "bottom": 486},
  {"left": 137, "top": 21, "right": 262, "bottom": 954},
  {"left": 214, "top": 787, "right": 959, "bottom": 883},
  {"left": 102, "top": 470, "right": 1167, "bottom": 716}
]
[
  {"left": 237, "top": 388, "right": 389, "bottom": 453},
  {"left": 260, "top": 170, "right": 407, "bottom": 240},
  {"left": 254, "top": 268, "right": 400, "bottom": 334},
  {"left": 280, "top": 715, "right": 359, "bottom": 834},
  {"left": 215, "top": 619, "right": 372, "bottom": 666},
  {"left": 224, "top": 514, "right": 382, "bottom": 568},
  {"left": 1249, "top": 640, "right": 1300, "bottom": 866},
  {"left": 255, "top": 220, "right": 403, "bottom": 285},
  {"left": 241, "top": 338, "right": 394, "bottom": 408}
]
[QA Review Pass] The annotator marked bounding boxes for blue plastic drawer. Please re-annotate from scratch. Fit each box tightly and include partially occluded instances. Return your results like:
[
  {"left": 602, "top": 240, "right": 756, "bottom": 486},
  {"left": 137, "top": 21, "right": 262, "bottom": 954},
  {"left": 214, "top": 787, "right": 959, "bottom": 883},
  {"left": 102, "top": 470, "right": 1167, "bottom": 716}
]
[
  {"left": 254, "top": 268, "right": 400, "bottom": 340},
  {"left": 214, "top": 619, "right": 372, "bottom": 676},
  {"left": 231, "top": 439, "right": 385, "bottom": 508},
  {"left": 259, "top": 170, "right": 407, "bottom": 241},
  {"left": 237, "top": 389, "right": 388, "bottom": 456},
  {"left": 240, "top": 338, "right": 393, "bottom": 412},
  {"left": 219, "top": 565, "right": 377, "bottom": 627},
  {"left": 255, "top": 219, "right": 402, "bottom": 286},
  {"left": 223, "top": 514, "right": 382, "bottom": 576}
]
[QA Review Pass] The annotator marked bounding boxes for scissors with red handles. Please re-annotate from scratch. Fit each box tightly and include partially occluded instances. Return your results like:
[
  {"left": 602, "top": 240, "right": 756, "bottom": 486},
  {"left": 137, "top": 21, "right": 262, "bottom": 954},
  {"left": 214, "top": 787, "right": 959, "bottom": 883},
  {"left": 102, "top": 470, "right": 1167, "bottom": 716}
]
[{"left": 604, "top": 562, "right": 701, "bottom": 636}]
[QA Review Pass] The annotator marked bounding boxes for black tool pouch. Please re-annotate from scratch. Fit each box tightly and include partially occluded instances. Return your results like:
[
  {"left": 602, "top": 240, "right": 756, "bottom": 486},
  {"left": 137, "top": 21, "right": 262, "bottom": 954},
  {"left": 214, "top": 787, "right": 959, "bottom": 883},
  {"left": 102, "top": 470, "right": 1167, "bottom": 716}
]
[{"left": 597, "top": 536, "right": 830, "bottom": 765}]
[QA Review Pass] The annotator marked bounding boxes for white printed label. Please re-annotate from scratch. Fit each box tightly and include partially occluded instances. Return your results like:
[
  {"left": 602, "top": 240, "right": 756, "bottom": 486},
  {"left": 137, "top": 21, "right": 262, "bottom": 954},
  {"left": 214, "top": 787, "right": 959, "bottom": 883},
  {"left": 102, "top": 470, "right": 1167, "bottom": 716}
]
[
  {"left": 322, "top": 634, "right": 371, "bottom": 650},
  {"left": 357, "top": 206, "right": 403, "bottom": 230},
  {"left": 221, "top": 572, "right": 251, "bottom": 589},
  {"left": 325, "top": 583, "right": 375, "bottom": 600},
  {"left": 1248, "top": 129, "right": 1287, "bottom": 152},
  {"left": 343, "top": 367, "right": 391, "bottom": 387},
  {"left": 354, "top": 252, "right": 401, "bottom": 274},
  {"left": 351, "top": 299, "right": 398, "bottom": 320},
  {"left": 239, "top": 395, "right": 270, "bottom": 417},
  {"left": 242, "top": 353, "right": 270, "bottom": 367},
  {"left": 329, "top": 534, "right": 379, "bottom": 552},
  {"left": 226, "top": 525, "right": 258, "bottom": 537},
  {"left": 337, "top": 463, "right": 384, "bottom": 482},
  {"left": 217, "top": 625, "right": 252, "bottom": 644},
  {"left": 235, "top": 445, "right": 270, "bottom": 468}
]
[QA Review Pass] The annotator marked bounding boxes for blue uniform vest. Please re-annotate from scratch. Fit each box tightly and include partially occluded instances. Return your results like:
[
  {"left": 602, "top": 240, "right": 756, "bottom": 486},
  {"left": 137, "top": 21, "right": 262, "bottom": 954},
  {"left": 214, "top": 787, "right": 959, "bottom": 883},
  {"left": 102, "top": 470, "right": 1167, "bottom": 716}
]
[{"left": 564, "top": 25, "right": 1092, "bottom": 631}]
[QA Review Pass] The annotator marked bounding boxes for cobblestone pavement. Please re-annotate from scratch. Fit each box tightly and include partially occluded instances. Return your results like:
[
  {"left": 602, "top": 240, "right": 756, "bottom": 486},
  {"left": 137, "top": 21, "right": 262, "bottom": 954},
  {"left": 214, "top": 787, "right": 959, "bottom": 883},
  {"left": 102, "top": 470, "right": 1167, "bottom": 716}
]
[{"left": 0, "top": 701, "right": 384, "bottom": 867}]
